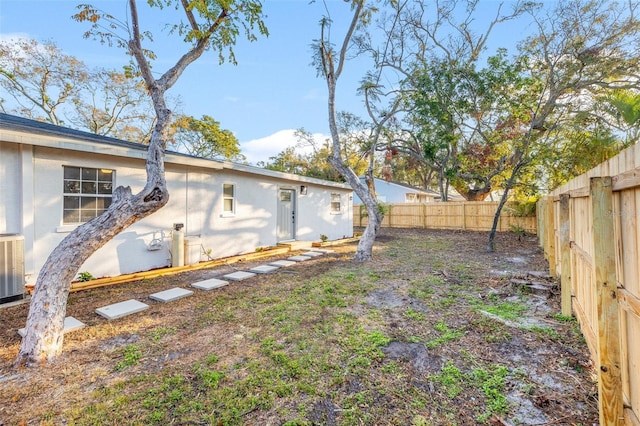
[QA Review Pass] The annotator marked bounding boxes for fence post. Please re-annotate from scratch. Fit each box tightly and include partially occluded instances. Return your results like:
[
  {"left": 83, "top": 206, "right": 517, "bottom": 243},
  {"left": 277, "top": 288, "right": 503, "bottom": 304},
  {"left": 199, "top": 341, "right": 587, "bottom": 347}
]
[
  {"left": 591, "top": 177, "right": 623, "bottom": 426},
  {"left": 422, "top": 203, "right": 427, "bottom": 229},
  {"left": 462, "top": 202, "right": 466, "bottom": 230},
  {"left": 544, "top": 196, "right": 557, "bottom": 278},
  {"left": 559, "top": 194, "right": 572, "bottom": 316}
]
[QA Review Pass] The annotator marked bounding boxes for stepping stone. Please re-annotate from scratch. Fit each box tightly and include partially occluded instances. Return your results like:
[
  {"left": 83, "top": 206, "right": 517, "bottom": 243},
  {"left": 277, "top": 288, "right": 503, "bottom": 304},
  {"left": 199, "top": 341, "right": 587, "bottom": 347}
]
[
  {"left": 96, "top": 299, "right": 150, "bottom": 320},
  {"left": 249, "top": 264, "right": 280, "bottom": 274},
  {"left": 301, "top": 251, "right": 323, "bottom": 257},
  {"left": 191, "top": 278, "right": 230, "bottom": 291},
  {"left": 288, "top": 255, "right": 312, "bottom": 262},
  {"left": 18, "top": 316, "right": 85, "bottom": 337},
  {"left": 309, "top": 249, "right": 334, "bottom": 254},
  {"left": 223, "top": 271, "right": 256, "bottom": 281},
  {"left": 269, "top": 260, "right": 297, "bottom": 267},
  {"left": 150, "top": 287, "right": 194, "bottom": 303}
]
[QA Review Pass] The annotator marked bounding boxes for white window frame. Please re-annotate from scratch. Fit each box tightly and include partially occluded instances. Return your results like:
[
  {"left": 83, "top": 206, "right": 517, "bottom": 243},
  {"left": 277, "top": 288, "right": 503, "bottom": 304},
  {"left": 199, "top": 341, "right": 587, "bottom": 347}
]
[
  {"left": 330, "top": 192, "right": 342, "bottom": 214},
  {"left": 62, "top": 166, "right": 114, "bottom": 225},
  {"left": 222, "top": 183, "right": 236, "bottom": 216}
]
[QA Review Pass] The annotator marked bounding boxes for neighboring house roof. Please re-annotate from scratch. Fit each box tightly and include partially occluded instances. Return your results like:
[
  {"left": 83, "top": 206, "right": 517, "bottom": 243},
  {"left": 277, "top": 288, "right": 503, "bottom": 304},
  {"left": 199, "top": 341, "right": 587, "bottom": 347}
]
[
  {"left": 372, "top": 178, "right": 439, "bottom": 196},
  {"left": 353, "top": 177, "right": 439, "bottom": 204},
  {"left": 359, "top": 177, "right": 439, "bottom": 195},
  {"left": 0, "top": 113, "right": 350, "bottom": 190}
]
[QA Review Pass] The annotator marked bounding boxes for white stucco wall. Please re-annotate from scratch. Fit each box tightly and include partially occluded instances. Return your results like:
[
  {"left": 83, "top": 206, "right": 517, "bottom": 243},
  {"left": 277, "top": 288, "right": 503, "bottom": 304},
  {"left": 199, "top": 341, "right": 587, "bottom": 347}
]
[{"left": 5, "top": 143, "right": 352, "bottom": 285}]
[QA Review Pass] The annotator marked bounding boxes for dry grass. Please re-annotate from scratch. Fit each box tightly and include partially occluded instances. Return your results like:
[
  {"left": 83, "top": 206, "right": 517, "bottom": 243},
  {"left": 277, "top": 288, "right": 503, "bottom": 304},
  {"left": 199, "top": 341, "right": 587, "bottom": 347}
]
[{"left": 0, "top": 228, "right": 597, "bottom": 425}]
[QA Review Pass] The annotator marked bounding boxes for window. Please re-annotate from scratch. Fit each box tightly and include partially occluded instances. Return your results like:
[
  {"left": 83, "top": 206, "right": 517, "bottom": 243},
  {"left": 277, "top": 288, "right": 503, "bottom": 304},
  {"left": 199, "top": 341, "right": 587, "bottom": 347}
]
[
  {"left": 331, "top": 193, "right": 342, "bottom": 214},
  {"left": 223, "top": 183, "right": 235, "bottom": 214},
  {"left": 63, "top": 166, "right": 114, "bottom": 224}
]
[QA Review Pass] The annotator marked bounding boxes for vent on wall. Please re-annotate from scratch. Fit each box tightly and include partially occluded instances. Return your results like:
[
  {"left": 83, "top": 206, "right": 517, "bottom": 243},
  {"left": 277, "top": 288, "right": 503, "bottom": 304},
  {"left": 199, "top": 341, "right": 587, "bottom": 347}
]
[{"left": 0, "top": 234, "right": 25, "bottom": 304}]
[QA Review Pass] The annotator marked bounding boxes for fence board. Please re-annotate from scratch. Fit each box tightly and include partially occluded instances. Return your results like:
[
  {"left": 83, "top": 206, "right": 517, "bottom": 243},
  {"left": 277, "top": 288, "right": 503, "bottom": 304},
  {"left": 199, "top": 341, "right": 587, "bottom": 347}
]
[
  {"left": 539, "top": 142, "right": 640, "bottom": 426},
  {"left": 355, "top": 201, "right": 537, "bottom": 233}
]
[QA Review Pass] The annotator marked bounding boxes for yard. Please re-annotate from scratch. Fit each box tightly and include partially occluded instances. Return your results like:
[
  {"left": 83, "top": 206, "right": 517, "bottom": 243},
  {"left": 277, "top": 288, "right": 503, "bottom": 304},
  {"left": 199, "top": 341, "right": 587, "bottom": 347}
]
[{"left": 0, "top": 228, "right": 597, "bottom": 425}]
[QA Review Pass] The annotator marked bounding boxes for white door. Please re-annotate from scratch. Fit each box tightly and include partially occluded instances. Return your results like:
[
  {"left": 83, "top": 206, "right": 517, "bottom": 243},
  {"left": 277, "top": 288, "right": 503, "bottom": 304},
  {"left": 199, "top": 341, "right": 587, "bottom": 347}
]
[{"left": 277, "top": 189, "right": 295, "bottom": 241}]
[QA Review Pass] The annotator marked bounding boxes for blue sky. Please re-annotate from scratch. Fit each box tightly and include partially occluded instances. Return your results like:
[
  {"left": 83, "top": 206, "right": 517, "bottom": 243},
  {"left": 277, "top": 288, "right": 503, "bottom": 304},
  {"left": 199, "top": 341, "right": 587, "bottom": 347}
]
[{"left": 0, "top": 0, "right": 529, "bottom": 164}]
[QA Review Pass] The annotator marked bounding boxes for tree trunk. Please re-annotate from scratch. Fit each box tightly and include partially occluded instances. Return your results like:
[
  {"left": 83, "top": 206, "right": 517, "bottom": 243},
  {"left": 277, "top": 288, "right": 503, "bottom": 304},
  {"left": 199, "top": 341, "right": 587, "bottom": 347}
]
[
  {"left": 487, "top": 160, "right": 524, "bottom": 252},
  {"left": 320, "top": 0, "right": 378, "bottom": 261},
  {"left": 462, "top": 187, "right": 492, "bottom": 201},
  {"left": 328, "top": 150, "right": 382, "bottom": 262},
  {"left": 16, "top": 131, "right": 169, "bottom": 366}
]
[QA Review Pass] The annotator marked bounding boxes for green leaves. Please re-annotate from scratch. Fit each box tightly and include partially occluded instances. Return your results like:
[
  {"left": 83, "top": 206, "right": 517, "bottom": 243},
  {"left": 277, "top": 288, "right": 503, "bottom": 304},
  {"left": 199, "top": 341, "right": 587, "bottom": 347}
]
[{"left": 171, "top": 114, "right": 243, "bottom": 160}]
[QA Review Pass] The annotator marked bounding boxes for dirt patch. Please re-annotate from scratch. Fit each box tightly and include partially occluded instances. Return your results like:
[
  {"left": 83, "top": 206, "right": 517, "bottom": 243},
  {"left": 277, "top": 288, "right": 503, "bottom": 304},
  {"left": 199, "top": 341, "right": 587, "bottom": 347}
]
[
  {"left": 382, "top": 341, "right": 441, "bottom": 373},
  {"left": 0, "top": 228, "right": 598, "bottom": 425}
]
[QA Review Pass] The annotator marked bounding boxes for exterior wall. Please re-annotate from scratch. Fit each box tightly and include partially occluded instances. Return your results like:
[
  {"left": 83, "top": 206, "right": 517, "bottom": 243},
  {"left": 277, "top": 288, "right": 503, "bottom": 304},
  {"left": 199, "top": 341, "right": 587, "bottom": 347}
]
[
  {"left": 7, "top": 143, "right": 352, "bottom": 286},
  {"left": 0, "top": 142, "right": 22, "bottom": 234}
]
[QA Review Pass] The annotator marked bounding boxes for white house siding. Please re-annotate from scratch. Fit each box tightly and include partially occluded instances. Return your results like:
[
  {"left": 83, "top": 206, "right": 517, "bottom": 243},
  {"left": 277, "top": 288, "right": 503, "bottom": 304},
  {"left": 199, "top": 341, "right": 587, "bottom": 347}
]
[
  {"left": 0, "top": 126, "right": 352, "bottom": 287},
  {"left": 0, "top": 142, "right": 22, "bottom": 234}
]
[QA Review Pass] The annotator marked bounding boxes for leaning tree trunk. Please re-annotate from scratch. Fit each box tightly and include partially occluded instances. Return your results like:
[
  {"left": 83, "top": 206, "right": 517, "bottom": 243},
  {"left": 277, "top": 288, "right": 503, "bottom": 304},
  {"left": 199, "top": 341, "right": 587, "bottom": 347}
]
[
  {"left": 320, "top": 0, "right": 378, "bottom": 260},
  {"left": 329, "top": 154, "right": 383, "bottom": 261},
  {"left": 15, "top": 130, "right": 169, "bottom": 366},
  {"left": 487, "top": 160, "right": 525, "bottom": 252}
]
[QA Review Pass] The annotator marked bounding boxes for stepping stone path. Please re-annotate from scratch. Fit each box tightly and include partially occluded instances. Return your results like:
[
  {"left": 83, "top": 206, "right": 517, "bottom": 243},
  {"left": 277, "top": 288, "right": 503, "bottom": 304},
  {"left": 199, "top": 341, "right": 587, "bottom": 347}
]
[
  {"left": 96, "top": 299, "right": 150, "bottom": 320},
  {"left": 18, "top": 316, "right": 85, "bottom": 337},
  {"left": 223, "top": 271, "right": 257, "bottom": 281},
  {"left": 89, "top": 247, "right": 334, "bottom": 327},
  {"left": 150, "top": 287, "right": 193, "bottom": 303},
  {"left": 288, "top": 255, "right": 312, "bottom": 262},
  {"left": 191, "top": 278, "right": 230, "bottom": 291},
  {"left": 249, "top": 264, "right": 280, "bottom": 274}
]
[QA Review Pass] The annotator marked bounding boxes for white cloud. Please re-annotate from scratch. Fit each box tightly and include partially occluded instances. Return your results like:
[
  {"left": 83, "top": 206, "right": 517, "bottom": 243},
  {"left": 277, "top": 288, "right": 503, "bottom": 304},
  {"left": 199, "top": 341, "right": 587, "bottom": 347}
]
[
  {"left": 0, "top": 33, "right": 30, "bottom": 42},
  {"left": 240, "top": 129, "right": 328, "bottom": 166}
]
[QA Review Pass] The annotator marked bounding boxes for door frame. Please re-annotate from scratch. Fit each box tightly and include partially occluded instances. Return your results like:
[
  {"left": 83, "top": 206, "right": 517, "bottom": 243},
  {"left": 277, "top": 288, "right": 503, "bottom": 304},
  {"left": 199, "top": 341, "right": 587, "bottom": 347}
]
[{"left": 277, "top": 187, "right": 296, "bottom": 242}]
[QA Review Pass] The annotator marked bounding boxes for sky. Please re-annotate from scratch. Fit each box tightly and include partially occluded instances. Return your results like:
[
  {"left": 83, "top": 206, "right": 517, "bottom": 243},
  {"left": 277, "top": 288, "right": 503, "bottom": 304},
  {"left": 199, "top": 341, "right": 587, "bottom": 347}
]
[{"left": 0, "top": 0, "right": 530, "bottom": 165}]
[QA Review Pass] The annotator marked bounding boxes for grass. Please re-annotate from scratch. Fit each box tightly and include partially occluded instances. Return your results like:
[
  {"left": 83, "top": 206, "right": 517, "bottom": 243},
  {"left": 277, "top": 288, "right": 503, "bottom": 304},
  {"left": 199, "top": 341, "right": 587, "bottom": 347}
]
[
  {"left": 115, "top": 344, "right": 142, "bottom": 371},
  {"left": 475, "top": 299, "right": 529, "bottom": 321},
  {"left": 1, "top": 229, "right": 598, "bottom": 426},
  {"left": 426, "top": 320, "right": 464, "bottom": 349}
]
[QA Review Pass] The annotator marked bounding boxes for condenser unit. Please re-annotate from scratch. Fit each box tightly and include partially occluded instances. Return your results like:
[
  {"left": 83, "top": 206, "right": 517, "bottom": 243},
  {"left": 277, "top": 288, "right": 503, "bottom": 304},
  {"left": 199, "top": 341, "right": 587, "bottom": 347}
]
[{"left": 0, "top": 234, "right": 25, "bottom": 304}]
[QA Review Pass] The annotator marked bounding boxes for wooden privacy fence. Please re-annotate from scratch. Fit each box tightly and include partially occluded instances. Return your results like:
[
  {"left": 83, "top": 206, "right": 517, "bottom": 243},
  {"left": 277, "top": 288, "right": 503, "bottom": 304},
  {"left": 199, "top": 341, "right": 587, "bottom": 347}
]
[
  {"left": 537, "top": 143, "right": 640, "bottom": 426},
  {"left": 354, "top": 201, "right": 537, "bottom": 233}
]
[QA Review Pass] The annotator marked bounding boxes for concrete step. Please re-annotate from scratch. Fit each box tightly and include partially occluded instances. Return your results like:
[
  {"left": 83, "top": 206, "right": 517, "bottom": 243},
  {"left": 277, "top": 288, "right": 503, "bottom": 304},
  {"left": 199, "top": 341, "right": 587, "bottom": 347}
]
[
  {"left": 288, "top": 255, "right": 312, "bottom": 262},
  {"left": 96, "top": 299, "right": 150, "bottom": 320},
  {"left": 223, "top": 271, "right": 257, "bottom": 281},
  {"left": 269, "top": 260, "right": 297, "bottom": 267},
  {"left": 249, "top": 264, "right": 280, "bottom": 274},
  {"left": 191, "top": 278, "right": 230, "bottom": 291},
  {"left": 150, "top": 287, "right": 194, "bottom": 303},
  {"left": 18, "top": 316, "right": 85, "bottom": 337},
  {"left": 301, "top": 251, "right": 323, "bottom": 257}
]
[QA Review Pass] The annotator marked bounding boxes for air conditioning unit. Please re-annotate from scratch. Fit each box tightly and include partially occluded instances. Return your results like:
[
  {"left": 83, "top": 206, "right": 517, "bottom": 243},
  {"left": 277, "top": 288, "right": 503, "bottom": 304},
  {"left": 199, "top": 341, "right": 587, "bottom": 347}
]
[{"left": 0, "top": 234, "right": 25, "bottom": 304}]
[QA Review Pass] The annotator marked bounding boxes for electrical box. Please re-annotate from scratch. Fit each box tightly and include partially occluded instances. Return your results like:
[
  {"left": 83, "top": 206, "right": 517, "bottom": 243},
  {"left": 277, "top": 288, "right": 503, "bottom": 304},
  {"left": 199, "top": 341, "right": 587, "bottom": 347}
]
[{"left": 0, "top": 234, "right": 25, "bottom": 304}]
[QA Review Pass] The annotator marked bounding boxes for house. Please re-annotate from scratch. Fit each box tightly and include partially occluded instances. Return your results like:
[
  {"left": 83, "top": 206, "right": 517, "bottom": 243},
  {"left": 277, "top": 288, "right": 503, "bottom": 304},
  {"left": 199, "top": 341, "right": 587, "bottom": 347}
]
[
  {"left": 0, "top": 114, "right": 353, "bottom": 302},
  {"left": 353, "top": 177, "right": 438, "bottom": 204}
]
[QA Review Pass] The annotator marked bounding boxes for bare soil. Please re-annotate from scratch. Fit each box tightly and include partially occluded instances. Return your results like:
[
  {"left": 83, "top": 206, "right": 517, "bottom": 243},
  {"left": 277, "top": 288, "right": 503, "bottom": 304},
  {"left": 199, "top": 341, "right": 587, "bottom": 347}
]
[{"left": 0, "top": 228, "right": 598, "bottom": 425}]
